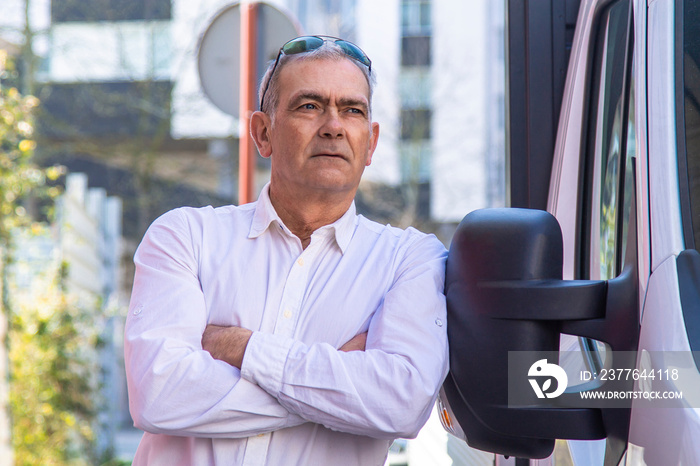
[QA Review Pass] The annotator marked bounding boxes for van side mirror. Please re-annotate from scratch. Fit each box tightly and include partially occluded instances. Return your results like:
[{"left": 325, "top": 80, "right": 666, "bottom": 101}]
[{"left": 442, "top": 208, "right": 638, "bottom": 461}]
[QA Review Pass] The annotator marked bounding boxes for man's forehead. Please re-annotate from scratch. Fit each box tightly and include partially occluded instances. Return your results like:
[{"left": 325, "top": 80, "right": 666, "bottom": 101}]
[{"left": 277, "top": 57, "right": 370, "bottom": 100}]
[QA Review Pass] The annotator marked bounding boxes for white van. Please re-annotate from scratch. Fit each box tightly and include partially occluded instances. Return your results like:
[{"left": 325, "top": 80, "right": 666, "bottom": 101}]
[{"left": 438, "top": 0, "right": 700, "bottom": 464}]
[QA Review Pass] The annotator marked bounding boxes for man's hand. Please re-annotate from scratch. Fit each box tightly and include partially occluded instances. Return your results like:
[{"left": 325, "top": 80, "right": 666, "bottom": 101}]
[
  {"left": 339, "top": 332, "right": 367, "bottom": 352},
  {"left": 202, "top": 325, "right": 253, "bottom": 369}
]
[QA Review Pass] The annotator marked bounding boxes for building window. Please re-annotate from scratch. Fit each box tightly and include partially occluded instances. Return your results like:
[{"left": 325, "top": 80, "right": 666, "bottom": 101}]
[
  {"left": 401, "top": 0, "right": 431, "bottom": 35},
  {"left": 400, "top": 108, "right": 431, "bottom": 140},
  {"left": 400, "top": 0, "right": 432, "bottom": 202},
  {"left": 399, "top": 68, "right": 431, "bottom": 108},
  {"left": 400, "top": 141, "right": 431, "bottom": 182},
  {"left": 291, "top": 0, "right": 357, "bottom": 41},
  {"left": 38, "top": 81, "right": 172, "bottom": 139},
  {"left": 52, "top": 0, "right": 171, "bottom": 23},
  {"left": 401, "top": 36, "right": 431, "bottom": 67}
]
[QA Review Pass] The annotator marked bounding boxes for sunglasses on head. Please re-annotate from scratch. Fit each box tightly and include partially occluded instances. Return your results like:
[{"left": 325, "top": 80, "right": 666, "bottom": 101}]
[{"left": 259, "top": 35, "right": 372, "bottom": 112}]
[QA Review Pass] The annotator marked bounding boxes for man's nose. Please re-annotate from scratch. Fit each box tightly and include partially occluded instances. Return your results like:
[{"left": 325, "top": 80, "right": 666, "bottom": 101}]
[{"left": 319, "top": 109, "right": 344, "bottom": 138}]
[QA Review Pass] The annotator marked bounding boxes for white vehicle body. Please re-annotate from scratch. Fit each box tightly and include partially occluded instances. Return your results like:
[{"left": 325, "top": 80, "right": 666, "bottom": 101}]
[
  {"left": 440, "top": 0, "right": 700, "bottom": 464},
  {"left": 551, "top": 0, "right": 699, "bottom": 462}
]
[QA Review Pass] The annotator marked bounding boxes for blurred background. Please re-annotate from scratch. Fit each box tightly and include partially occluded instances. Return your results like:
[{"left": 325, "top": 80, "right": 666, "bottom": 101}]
[{"left": 0, "top": 0, "right": 506, "bottom": 464}]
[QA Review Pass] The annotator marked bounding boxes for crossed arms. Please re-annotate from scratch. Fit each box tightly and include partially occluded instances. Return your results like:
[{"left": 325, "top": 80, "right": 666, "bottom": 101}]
[
  {"left": 124, "top": 209, "right": 449, "bottom": 440},
  {"left": 201, "top": 325, "right": 367, "bottom": 369}
]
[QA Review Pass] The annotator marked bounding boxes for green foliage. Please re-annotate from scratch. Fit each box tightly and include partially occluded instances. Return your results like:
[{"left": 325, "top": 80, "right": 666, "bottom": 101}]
[
  {"left": 1, "top": 59, "right": 103, "bottom": 465},
  {"left": 8, "top": 261, "right": 100, "bottom": 465},
  {"left": 0, "top": 54, "right": 65, "bottom": 249},
  {"left": 99, "top": 459, "right": 132, "bottom": 466},
  {"left": 0, "top": 85, "right": 53, "bottom": 242}
]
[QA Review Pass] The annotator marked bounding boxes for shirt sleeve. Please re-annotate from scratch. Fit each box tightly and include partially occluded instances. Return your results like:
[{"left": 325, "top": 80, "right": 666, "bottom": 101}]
[
  {"left": 124, "top": 209, "right": 306, "bottom": 438},
  {"left": 240, "top": 233, "right": 449, "bottom": 440}
]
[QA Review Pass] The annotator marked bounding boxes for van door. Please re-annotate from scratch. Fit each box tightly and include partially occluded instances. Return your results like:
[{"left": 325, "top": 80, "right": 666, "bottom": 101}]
[
  {"left": 624, "top": 0, "right": 700, "bottom": 463},
  {"left": 552, "top": 1, "right": 637, "bottom": 464}
]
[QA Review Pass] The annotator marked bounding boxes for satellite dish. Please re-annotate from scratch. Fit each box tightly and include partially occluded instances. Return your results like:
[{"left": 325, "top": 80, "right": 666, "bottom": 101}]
[{"left": 197, "top": 2, "right": 301, "bottom": 117}]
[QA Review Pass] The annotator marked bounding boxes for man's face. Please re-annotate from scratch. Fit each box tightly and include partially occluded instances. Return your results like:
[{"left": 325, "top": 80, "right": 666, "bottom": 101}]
[{"left": 257, "top": 57, "right": 380, "bottom": 199}]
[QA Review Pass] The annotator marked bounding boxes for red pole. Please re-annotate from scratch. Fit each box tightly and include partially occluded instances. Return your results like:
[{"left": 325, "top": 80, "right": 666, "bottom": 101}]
[{"left": 238, "top": 1, "right": 257, "bottom": 204}]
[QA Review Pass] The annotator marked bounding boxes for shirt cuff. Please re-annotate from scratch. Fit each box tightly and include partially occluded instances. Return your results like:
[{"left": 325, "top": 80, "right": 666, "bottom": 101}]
[{"left": 240, "top": 331, "right": 295, "bottom": 398}]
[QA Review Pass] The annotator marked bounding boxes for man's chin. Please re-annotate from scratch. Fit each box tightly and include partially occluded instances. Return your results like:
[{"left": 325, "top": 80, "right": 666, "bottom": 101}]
[{"left": 300, "top": 175, "right": 361, "bottom": 195}]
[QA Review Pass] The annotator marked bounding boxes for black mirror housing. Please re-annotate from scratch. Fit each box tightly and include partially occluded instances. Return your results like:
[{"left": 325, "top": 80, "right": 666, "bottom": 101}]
[{"left": 443, "top": 208, "right": 638, "bottom": 460}]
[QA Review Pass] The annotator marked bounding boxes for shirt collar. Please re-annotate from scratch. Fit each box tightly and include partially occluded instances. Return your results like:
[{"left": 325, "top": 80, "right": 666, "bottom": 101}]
[{"left": 249, "top": 182, "right": 357, "bottom": 254}]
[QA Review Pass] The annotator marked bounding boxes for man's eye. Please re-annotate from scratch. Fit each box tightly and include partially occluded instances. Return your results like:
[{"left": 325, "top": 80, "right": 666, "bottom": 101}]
[
  {"left": 347, "top": 108, "right": 364, "bottom": 115},
  {"left": 301, "top": 103, "right": 316, "bottom": 110}
]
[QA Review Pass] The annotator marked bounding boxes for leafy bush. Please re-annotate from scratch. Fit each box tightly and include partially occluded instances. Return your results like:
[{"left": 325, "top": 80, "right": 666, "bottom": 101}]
[
  {"left": 2, "top": 63, "right": 103, "bottom": 465},
  {"left": 9, "top": 261, "right": 100, "bottom": 465}
]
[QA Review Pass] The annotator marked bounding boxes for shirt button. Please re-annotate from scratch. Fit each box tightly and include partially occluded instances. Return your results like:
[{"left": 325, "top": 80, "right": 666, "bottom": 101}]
[
  {"left": 297, "top": 258, "right": 304, "bottom": 266},
  {"left": 284, "top": 310, "right": 292, "bottom": 319}
]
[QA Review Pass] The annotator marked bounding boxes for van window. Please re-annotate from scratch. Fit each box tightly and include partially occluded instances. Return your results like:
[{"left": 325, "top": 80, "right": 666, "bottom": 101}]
[
  {"left": 572, "top": 0, "right": 634, "bottom": 371},
  {"left": 683, "top": 0, "right": 700, "bottom": 250},
  {"left": 582, "top": 0, "right": 634, "bottom": 282}
]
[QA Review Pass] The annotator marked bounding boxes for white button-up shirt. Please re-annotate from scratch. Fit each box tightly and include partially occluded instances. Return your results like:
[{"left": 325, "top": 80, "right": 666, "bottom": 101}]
[{"left": 124, "top": 185, "right": 449, "bottom": 466}]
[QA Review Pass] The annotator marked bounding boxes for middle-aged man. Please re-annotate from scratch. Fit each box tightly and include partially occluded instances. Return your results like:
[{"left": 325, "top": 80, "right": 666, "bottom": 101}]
[{"left": 124, "top": 35, "right": 449, "bottom": 465}]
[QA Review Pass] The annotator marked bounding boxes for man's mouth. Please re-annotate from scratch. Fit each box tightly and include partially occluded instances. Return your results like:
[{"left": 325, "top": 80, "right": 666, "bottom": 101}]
[{"left": 313, "top": 153, "right": 347, "bottom": 160}]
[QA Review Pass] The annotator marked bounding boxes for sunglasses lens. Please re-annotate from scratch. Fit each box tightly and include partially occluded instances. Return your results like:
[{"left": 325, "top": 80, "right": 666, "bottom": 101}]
[
  {"left": 282, "top": 36, "right": 325, "bottom": 55},
  {"left": 336, "top": 41, "right": 371, "bottom": 68}
]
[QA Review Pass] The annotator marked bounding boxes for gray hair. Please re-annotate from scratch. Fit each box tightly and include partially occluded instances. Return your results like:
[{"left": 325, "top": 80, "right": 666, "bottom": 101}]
[{"left": 258, "top": 41, "right": 376, "bottom": 117}]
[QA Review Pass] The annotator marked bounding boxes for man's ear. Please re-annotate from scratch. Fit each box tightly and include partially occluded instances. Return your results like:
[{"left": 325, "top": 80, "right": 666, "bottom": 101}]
[
  {"left": 365, "top": 122, "right": 380, "bottom": 166},
  {"left": 250, "top": 111, "right": 273, "bottom": 158}
]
